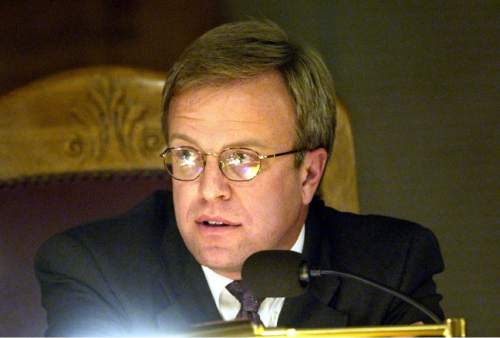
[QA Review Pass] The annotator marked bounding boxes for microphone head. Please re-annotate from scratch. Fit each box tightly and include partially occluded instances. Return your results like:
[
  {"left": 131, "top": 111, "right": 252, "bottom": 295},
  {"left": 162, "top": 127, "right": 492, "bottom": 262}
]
[{"left": 242, "top": 250, "right": 309, "bottom": 298}]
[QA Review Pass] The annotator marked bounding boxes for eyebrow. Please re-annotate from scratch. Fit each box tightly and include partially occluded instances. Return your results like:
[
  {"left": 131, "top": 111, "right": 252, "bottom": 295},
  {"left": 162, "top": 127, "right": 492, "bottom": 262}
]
[
  {"left": 169, "top": 133, "right": 200, "bottom": 147},
  {"left": 169, "top": 133, "right": 271, "bottom": 151}
]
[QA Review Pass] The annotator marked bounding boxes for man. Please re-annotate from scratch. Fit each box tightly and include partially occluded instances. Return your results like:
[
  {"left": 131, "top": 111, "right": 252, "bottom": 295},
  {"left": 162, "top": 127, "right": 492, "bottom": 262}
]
[{"left": 35, "top": 20, "right": 444, "bottom": 336}]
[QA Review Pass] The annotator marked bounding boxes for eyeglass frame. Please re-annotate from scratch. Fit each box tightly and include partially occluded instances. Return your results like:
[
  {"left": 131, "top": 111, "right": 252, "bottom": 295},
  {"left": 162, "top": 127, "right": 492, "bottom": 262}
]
[{"left": 160, "top": 145, "right": 306, "bottom": 182}]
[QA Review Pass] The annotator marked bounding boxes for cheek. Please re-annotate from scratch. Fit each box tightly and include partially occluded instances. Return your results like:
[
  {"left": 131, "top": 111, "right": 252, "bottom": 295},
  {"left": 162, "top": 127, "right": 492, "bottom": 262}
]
[
  {"left": 172, "top": 182, "right": 196, "bottom": 222},
  {"left": 242, "top": 169, "right": 303, "bottom": 232},
  {"left": 253, "top": 166, "right": 302, "bottom": 203}
]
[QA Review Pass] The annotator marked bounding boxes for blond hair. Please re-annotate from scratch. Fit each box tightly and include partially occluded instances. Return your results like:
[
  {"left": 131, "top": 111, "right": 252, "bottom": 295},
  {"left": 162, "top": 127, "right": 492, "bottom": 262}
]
[{"left": 162, "top": 20, "right": 336, "bottom": 164}]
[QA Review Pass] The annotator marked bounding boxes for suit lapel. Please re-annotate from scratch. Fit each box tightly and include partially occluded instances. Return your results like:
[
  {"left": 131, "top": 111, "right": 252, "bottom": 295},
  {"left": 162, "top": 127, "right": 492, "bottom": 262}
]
[
  {"left": 278, "top": 285, "right": 347, "bottom": 328},
  {"left": 279, "top": 198, "right": 348, "bottom": 328},
  {"left": 155, "top": 198, "right": 222, "bottom": 333}
]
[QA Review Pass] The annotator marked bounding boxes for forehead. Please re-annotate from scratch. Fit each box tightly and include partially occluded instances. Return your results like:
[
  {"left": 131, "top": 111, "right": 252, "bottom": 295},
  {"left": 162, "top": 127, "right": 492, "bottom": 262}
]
[{"left": 167, "top": 71, "right": 297, "bottom": 150}]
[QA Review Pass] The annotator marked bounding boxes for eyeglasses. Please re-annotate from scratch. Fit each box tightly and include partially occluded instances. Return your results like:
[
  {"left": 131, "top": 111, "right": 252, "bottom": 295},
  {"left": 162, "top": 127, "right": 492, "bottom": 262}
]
[{"left": 160, "top": 146, "right": 303, "bottom": 181}]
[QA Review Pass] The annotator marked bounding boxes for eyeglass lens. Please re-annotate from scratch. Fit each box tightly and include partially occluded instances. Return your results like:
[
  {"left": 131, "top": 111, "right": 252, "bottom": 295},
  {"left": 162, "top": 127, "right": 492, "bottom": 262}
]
[
  {"left": 164, "top": 147, "right": 261, "bottom": 181},
  {"left": 165, "top": 148, "right": 204, "bottom": 180}
]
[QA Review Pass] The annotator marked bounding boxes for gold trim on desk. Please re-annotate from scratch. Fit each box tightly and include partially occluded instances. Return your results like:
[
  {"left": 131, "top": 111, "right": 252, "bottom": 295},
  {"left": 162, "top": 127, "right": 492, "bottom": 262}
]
[
  {"left": 256, "top": 318, "right": 466, "bottom": 337},
  {"left": 189, "top": 318, "right": 466, "bottom": 337}
]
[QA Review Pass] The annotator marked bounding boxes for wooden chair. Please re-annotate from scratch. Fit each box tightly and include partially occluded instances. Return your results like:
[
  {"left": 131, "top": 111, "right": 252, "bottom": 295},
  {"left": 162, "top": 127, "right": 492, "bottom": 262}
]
[{"left": 0, "top": 66, "right": 358, "bottom": 336}]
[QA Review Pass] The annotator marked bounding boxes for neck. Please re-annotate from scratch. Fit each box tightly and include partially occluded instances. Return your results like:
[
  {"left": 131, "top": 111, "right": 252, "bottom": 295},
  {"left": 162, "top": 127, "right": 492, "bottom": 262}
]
[{"left": 217, "top": 270, "right": 242, "bottom": 281}]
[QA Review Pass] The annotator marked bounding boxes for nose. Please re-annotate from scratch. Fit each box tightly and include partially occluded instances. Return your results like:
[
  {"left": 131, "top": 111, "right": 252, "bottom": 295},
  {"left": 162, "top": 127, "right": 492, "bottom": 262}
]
[{"left": 198, "top": 156, "right": 231, "bottom": 201}]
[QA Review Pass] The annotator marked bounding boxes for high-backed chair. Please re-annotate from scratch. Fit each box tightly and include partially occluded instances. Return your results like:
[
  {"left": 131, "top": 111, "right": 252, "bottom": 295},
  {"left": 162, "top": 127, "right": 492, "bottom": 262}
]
[{"left": 0, "top": 66, "right": 358, "bottom": 336}]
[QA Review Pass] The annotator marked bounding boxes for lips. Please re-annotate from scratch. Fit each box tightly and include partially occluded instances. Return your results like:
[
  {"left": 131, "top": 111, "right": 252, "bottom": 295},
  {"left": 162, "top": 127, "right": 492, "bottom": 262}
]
[{"left": 195, "top": 215, "right": 241, "bottom": 227}]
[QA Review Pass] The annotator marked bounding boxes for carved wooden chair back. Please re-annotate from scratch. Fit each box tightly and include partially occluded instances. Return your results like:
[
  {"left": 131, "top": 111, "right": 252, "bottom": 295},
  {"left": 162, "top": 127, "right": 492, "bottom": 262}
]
[
  {"left": 0, "top": 66, "right": 358, "bottom": 336},
  {"left": 0, "top": 66, "right": 167, "bottom": 181}
]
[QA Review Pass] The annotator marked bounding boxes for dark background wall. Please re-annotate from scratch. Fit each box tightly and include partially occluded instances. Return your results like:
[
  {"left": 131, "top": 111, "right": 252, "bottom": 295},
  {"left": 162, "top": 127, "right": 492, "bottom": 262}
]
[
  {"left": 0, "top": 0, "right": 222, "bottom": 94},
  {"left": 1, "top": 0, "right": 498, "bottom": 336}
]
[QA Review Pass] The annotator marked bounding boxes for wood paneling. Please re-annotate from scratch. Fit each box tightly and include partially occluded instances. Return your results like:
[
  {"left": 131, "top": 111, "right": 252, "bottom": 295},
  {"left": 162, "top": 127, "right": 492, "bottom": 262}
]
[{"left": 0, "top": 0, "right": 222, "bottom": 94}]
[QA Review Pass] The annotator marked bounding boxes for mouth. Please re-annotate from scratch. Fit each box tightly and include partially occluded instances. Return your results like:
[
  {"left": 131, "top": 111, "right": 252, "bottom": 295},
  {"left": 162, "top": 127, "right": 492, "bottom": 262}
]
[
  {"left": 202, "top": 220, "right": 230, "bottom": 227},
  {"left": 195, "top": 216, "right": 241, "bottom": 228}
]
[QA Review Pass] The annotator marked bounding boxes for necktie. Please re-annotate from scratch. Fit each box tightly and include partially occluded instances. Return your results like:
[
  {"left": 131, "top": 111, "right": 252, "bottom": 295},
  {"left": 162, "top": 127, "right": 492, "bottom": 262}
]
[{"left": 226, "top": 280, "right": 264, "bottom": 326}]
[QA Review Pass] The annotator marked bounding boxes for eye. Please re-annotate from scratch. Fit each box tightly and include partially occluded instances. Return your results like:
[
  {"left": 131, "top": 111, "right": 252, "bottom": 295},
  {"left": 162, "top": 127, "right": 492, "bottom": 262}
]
[
  {"left": 221, "top": 149, "right": 261, "bottom": 181},
  {"left": 176, "top": 148, "right": 198, "bottom": 166},
  {"left": 179, "top": 149, "right": 193, "bottom": 160},
  {"left": 226, "top": 151, "right": 252, "bottom": 166}
]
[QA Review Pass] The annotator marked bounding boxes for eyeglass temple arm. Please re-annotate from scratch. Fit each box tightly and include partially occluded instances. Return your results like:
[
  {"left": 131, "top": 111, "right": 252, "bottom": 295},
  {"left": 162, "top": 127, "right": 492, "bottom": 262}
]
[{"left": 262, "top": 149, "right": 304, "bottom": 159}]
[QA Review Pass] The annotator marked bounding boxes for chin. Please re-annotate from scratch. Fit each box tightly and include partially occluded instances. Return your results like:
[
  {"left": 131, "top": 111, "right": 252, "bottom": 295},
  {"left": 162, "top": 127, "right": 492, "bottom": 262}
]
[{"left": 198, "top": 248, "right": 244, "bottom": 274}]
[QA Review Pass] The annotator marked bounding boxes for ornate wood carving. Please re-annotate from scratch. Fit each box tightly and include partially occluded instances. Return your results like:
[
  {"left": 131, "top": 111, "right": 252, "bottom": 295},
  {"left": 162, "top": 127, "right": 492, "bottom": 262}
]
[
  {"left": 67, "top": 76, "right": 163, "bottom": 164},
  {"left": 0, "top": 67, "right": 167, "bottom": 183}
]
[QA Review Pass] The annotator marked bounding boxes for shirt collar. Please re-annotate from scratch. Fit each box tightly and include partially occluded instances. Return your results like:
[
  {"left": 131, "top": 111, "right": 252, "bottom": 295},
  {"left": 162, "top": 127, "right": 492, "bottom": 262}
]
[{"left": 202, "top": 224, "right": 305, "bottom": 309}]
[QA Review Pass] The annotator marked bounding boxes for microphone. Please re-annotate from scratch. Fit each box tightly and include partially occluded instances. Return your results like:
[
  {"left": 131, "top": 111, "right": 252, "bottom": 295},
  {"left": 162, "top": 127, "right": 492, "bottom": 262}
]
[{"left": 241, "top": 250, "right": 441, "bottom": 324}]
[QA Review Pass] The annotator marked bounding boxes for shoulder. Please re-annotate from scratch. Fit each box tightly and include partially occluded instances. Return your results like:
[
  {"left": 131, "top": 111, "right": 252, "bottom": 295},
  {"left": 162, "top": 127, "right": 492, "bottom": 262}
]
[
  {"left": 307, "top": 199, "right": 445, "bottom": 324},
  {"left": 309, "top": 198, "right": 443, "bottom": 280},
  {"left": 311, "top": 197, "right": 436, "bottom": 243},
  {"left": 35, "top": 190, "right": 174, "bottom": 282}
]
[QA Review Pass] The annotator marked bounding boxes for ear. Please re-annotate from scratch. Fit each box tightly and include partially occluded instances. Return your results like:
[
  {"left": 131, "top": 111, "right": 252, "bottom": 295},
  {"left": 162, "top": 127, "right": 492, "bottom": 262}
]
[{"left": 299, "top": 148, "right": 328, "bottom": 205}]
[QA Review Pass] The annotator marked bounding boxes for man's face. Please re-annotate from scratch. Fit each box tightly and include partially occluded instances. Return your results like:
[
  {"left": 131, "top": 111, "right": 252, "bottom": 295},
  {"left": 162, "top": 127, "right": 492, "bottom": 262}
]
[{"left": 168, "top": 71, "right": 319, "bottom": 279}]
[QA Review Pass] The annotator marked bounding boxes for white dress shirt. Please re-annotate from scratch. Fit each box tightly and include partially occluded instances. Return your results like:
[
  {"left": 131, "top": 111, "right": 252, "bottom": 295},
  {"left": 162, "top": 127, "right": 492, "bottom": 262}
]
[{"left": 201, "top": 225, "right": 305, "bottom": 327}]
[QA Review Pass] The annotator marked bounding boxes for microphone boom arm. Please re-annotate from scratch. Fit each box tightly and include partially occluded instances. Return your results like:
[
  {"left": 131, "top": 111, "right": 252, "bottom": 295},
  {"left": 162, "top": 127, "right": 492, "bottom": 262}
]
[{"left": 308, "top": 268, "right": 441, "bottom": 324}]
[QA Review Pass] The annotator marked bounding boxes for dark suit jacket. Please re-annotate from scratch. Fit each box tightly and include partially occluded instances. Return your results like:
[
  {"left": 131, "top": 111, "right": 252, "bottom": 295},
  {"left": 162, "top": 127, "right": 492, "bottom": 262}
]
[{"left": 35, "top": 190, "right": 444, "bottom": 336}]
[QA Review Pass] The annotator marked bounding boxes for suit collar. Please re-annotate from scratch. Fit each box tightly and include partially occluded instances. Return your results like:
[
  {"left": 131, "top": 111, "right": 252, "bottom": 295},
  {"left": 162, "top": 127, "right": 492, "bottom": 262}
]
[{"left": 278, "top": 197, "right": 348, "bottom": 328}]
